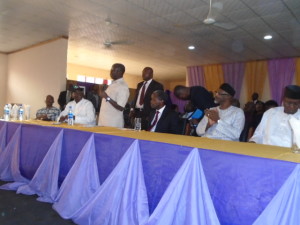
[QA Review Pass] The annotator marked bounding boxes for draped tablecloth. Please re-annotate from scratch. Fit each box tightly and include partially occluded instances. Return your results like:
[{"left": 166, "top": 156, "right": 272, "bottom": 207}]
[{"left": 0, "top": 120, "right": 299, "bottom": 225}]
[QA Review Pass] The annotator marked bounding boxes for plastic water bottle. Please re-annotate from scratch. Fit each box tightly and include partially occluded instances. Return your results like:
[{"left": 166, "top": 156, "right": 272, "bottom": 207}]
[
  {"left": 3, "top": 104, "right": 10, "bottom": 121},
  {"left": 68, "top": 106, "right": 74, "bottom": 126},
  {"left": 19, "top": 105, "right": 24, "bottom": 121}
]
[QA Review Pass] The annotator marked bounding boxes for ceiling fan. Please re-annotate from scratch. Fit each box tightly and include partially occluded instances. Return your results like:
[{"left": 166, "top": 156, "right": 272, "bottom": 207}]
[
  {"left": 174, "top": 0, "right": 236, "bottom": 31},
  {"left": 104, "top": 16, "right": 119, "bottom": 27},
  {"left": 203, "top": 0, "right": 237, "bottom": 30},
  {"left": 103, "top": 40, "right": 132, "bottom": 48}
]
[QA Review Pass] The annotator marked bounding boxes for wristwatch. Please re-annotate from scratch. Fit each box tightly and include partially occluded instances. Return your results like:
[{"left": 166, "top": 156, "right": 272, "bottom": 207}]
[{"left": 106, "top": 96, "right": 111, "bottom": 102}]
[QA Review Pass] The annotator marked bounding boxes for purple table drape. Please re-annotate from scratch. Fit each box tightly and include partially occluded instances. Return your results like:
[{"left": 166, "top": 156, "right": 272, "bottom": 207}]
[
  {"left": 268, "top": 58, "right": 296, "bottom": 104},
  {"left": 0, "top": 121, "right": 297, "bottom": 225}
]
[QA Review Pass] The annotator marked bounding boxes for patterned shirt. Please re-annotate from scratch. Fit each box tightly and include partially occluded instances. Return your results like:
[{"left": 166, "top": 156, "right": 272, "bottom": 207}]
[
  {"left": 196, "top": 106, "right": 245, "bottom": 141},
  {"left": 36, "top": 107, "right": 61, "bottom": 121}
]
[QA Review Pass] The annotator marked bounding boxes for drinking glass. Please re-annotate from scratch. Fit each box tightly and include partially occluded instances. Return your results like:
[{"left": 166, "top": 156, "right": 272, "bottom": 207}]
[{"left": 134, "top": 118, "right": 141, "bottom": 131}]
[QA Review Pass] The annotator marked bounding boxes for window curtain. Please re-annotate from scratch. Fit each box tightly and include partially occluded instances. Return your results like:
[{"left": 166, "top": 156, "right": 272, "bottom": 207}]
[
  {"left": 203, "top": 64, "right": 224, "bottom": 92},
  {"left": 222, "top": 63, "right": 245, "bottom": 99},
  {"left": 186, "top": 66, "right": 206, "bottom": 87},
  {"left": 296, "top": 57, "right": 300, "bottom": 85},
  {"left": 244, "top": 61, "right": 267, "bottom": 101},
  {"left": 268, "top": 58, "right": 296, "bottom": 104}
]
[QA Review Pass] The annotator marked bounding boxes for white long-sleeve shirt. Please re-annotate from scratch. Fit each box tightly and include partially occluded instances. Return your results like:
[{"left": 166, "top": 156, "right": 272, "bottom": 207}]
[
  {"left": 98, "top": 78, "right": 129, "bottom": 128},
  {"left": 196, "top": 106, "right": 245, "bottom": 141},
  {"left": 59, "top": 99, "right": 95, "bottom": 125},
  {"left": 250, "top": 107, "right": 300, "bottom": 147}
]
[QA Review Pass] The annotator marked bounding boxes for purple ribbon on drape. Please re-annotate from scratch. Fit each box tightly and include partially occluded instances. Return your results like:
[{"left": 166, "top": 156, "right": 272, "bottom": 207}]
[
  {"left": 187, "top": 66, "right": 206, "bottom": 87},
  {"left": 268, "top": 58, "right": 296, "bottom": 104},
  {"left": 222, "top": 62, "right": 245, "bottom": 99}
]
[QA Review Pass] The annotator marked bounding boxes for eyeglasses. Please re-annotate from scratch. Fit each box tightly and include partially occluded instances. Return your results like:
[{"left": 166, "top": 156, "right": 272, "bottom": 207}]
[{"left": 215, "top": 91, "right": 229, "bottom": 96}]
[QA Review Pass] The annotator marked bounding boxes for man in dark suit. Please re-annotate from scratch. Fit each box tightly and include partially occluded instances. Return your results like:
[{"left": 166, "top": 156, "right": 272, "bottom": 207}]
[
  {"left": 130, "top": 67, "right": 164, "bottom": 129},
  {"left": 147, "top": 90, "right": 181, "bottom": 134},
  {"left": 58, "top": 84, "right": 74, "bottom": 111},
  {"left": 174, "top": 85, "right": 216, "bottom": 112}
]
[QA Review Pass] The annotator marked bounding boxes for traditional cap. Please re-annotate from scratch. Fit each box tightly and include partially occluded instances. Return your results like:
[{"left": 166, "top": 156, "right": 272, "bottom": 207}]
[
  {"left": 219, "top": 83, "right": 235, "bottom": 97},
  {"left": 284, "top": 85, "right": 300, "bottom": 99},
  {"left": 73, "top": 85, "right": 84, "bottom": 92}
]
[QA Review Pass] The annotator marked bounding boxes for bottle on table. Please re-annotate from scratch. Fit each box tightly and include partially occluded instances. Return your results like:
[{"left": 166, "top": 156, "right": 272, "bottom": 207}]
[
  {"left": 3, "top": 104, "right": 10, "bottom": 121},
  {"left": 19, "top": 105, "right": 24, "bottom": 121},
  {"left": 68, "top": 106, "right": 74, "bottom": 126}
]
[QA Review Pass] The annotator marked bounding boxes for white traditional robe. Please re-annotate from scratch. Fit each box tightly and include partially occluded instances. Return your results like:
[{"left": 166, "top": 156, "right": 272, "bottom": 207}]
[
  {"left": 250, "top": 107, "right": 300, "bottom": 147},
  {"left": 59, "top": 99, "right": 95, "bottom": 125},
  {"left": 196, "top": 106, "right": 245, "bottom": 141}
]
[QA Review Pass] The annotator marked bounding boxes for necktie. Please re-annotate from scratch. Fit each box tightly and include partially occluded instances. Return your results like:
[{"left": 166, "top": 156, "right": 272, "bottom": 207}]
[
  {"left": 139, "top": 81, "right": 147, "bottom": 105},
  {"left": 148, "top": 111, "right": 160, "bottom": 131}
]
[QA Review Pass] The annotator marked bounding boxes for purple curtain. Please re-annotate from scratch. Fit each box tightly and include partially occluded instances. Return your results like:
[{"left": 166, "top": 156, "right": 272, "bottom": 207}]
[
  {"left": 187, "top": 66, "right": 206, "bottom": 87},
  {"left": 222, "top": 63, "right": 245, "bottom": 99},
  {"left": 170, "top": 92, "right": 187, "bottom": 113},
  {"left": 268, "top": 58, "right": 296, "bottom": 104}
]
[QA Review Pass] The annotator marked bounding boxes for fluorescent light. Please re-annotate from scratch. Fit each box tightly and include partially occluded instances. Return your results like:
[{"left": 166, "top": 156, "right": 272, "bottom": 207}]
[
  {"left": 188, "top": 45, "right": 195, "bottom": 50},
  {"left": 264, "top": 35, "right": 272, "bottom": 40}
]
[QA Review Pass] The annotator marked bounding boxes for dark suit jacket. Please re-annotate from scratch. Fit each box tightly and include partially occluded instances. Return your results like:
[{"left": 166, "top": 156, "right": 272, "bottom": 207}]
[
  {"left": 58, "top": 91, "right": 67, "bottom": 110},
  {"left": 131, "top": 80, "right": 164, "bottom": 116},
  {"left": 148, "top": 107, "right": 181, "bottom": 134},
  {"left": 58, "top": 90, "right": 73, "bottom": 111}
]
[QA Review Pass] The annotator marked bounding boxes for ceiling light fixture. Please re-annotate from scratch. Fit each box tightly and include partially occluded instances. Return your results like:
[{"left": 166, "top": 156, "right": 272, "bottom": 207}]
[
  {"left": 264, "top": 35, "right": 272, "bottom": 40},
  {"left": 188, "top": 45, "right": 195, "bottom": 50}
]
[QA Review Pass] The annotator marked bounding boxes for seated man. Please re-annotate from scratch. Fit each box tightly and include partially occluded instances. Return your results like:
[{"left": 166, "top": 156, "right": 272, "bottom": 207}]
[
  {"left": 36, "top": 95, "right": 60, "bottom": 121},
  {"left": 249, "top": 85, "right": 300, "bottom": 147},
  {"left": 58, "top": 87, "right": 96, "bottom": 125},
  {"left": 196, "top": 83, "right": 245, "bottom": 141},
  {"left": 148, "top": 90, "right": 181, "bottom": 134}
]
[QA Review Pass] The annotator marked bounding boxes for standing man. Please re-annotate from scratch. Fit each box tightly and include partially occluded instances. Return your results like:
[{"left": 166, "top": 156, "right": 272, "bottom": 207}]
[
  {"left": 36, "top": 95, "right": 61, "bottom": 121},
  {"left": 196, "top": 83, "right": 245, "bottom": 141},
  {"left": 58, "top": 84, "right": 74, "bottom": 111},
  {"left": 148, "top": 90, "right": 181, "bottom": 134},
  {"left": 174, "top": 85, "right": 216, "bottom": 112},
  {"left": 58, "top": 87, "right": 96, "bottom": 125},
  {"left": 130, "top": 67, "right": 164, "bottom": 130},
  {"left": 249, "top": 85, "right": 300, "bottom": 147},
  {"left": 98, "top": 63, "right": 129, "bottom": 128}
]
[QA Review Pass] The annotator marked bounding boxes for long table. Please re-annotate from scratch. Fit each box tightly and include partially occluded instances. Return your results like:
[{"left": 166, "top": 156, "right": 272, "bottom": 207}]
[{"left": 0, "top": 120, "right": 299, "bottom": 225}]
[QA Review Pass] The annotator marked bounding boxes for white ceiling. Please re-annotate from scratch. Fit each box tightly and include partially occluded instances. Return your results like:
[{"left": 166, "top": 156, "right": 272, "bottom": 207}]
[{"left": 0, "top": 0, "right": 300, "bottom": 80}]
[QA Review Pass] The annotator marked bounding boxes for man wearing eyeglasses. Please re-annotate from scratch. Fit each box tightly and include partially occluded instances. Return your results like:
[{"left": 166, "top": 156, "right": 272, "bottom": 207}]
[
  {"left": 196, "top": 83, "right": 245, "bottom": 141},
  {"left": 249, "top": 85, "right": 300, "bottom": 147}
]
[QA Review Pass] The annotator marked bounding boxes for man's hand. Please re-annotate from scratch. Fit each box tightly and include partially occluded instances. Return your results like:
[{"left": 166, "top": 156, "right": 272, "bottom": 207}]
[
  {"left": 37, "top": 114, "right": 48, "bottom": 120},
  {"left": 205, "top": 109, "right": 220, "bottom": 122},
  {"left": 99, "top": 86, "right": 108, "bottom": 98},
  {"left": 59, "top": 115, "right": 68, "bottom": 122}
]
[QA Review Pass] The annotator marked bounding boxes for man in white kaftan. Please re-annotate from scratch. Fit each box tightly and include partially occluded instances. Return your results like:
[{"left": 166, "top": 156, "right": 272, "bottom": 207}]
[
  {"left": 196, "top": 83, "right": 245, "bottom": 141},
  {"left": 59, "top": 87, "right": 96, "bottom": 125},
  {"left": 250, "top": 85, "right": 300, "bottom": 147},
  {"left": 98, "top": 63, "right": 129, "bottom": 128}
]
